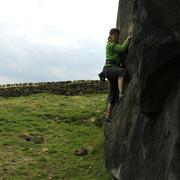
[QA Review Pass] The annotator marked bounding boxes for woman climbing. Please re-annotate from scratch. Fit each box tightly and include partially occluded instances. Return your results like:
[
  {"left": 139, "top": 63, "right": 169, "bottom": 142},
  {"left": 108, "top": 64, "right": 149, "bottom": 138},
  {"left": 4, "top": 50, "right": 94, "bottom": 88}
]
[{"left": 102, "top": 28, "right": 131, "bottom": 121}]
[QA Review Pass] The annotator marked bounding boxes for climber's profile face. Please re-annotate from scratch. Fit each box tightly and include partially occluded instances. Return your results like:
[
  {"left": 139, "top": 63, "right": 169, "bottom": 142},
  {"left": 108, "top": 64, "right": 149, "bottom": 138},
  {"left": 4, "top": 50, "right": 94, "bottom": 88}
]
[{"left": 110, "top": 32, "right": 119, "bottom": 42}]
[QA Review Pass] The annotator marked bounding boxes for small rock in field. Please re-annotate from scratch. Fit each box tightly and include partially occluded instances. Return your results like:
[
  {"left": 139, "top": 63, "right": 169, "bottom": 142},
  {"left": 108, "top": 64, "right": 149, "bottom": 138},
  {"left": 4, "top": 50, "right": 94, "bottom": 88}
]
[
  {"left": 89, "top": 117, "right": 96, "bottom": 123},
  {"left": 42, "top": 148, "right": 49, "bottom": 152},
  {"left": 56, "top": 120, "right": 63, "bottom": 124},
  {"left": 37, "top": 135, "right": 44, "bottom": 140},
  {"left": 26, "top": 135, "right": 44, "bottom": 141}
]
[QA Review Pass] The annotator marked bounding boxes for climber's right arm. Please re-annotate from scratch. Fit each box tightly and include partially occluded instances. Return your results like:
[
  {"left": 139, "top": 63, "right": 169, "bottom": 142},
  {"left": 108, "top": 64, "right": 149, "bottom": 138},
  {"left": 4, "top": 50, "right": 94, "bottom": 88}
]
[{"left": 109, "top": 36, "right": 131, "bottom": 53}]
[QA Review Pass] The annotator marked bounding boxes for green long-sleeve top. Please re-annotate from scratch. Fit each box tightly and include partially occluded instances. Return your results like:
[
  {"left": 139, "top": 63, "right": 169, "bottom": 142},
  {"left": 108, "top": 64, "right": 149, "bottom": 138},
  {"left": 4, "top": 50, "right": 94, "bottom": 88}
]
[{"left": 104, "top": 40, "right": 129, "bottom": 67}]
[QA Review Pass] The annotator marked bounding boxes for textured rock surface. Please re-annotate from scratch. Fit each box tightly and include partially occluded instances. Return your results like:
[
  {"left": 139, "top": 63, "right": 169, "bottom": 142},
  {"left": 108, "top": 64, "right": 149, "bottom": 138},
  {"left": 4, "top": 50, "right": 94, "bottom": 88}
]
[{"left": 105, "top": 0, "right": 180, "bottom": 179}]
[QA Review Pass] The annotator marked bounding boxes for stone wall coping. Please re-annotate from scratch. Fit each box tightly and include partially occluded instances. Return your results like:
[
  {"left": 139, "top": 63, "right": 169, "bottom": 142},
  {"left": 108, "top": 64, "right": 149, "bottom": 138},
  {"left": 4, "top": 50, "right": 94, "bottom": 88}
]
[
  {"left": 0, "top": 80, "right": 108, "bottom": 89},
  {"left": 0, "top": 80, "right": 109, "bottom": 98}
]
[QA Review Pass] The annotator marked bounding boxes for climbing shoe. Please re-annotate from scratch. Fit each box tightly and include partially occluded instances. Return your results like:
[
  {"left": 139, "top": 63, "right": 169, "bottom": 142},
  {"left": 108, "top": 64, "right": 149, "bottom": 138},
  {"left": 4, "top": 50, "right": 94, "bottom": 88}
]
[
  {"left": 105, "top": 118, "right": 112, "bottom": 123},
  {"left": 119, "top": 94, "right": 123, "bottom": 101}
]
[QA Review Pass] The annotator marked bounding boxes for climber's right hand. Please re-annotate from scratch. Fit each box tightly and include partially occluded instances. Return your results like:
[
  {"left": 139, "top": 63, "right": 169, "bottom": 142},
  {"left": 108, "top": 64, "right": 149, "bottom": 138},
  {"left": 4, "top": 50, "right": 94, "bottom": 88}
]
[{"left": 126, "top": 36, "right": 131, "bottom": 42}]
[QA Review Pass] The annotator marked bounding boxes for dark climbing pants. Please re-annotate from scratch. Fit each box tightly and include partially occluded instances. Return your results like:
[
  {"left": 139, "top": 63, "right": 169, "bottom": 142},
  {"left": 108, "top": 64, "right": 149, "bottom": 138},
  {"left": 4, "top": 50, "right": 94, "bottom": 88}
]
[{"left": 103, "top": 66, "right": 127, "bottom": 105}]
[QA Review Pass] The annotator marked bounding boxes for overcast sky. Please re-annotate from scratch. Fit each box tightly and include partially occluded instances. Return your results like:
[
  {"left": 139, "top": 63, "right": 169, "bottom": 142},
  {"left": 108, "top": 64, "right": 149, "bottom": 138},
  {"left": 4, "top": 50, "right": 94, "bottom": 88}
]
[{"left": 0, "top": 0, "right": 118, "bottom": 85}]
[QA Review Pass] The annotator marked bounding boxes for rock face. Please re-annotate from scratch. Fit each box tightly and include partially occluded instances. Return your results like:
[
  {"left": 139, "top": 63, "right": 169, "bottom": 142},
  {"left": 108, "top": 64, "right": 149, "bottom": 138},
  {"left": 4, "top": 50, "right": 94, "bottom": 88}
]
[{"left": 105, "top": 0, "right": 180, "bottom": 179}]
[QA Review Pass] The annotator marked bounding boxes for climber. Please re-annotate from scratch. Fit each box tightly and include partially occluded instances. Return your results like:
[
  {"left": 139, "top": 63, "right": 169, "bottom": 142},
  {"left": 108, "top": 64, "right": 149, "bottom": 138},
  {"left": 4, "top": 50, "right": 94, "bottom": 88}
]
[{"left": 101, "top": 28, "right": 131, "bottom": 120}]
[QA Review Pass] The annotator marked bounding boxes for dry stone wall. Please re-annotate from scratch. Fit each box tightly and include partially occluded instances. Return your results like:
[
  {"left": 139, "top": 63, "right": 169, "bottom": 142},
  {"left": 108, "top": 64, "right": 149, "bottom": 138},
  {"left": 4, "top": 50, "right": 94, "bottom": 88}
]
[{"left": 0, "top": 80, "right": 108, "bottom": 98}]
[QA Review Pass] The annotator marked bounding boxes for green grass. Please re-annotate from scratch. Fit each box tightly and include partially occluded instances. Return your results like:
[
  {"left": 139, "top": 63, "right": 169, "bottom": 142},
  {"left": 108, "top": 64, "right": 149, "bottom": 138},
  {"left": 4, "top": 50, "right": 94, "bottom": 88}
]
[{"left": 0, "top": 93, "right": 111, "bottom": 180}]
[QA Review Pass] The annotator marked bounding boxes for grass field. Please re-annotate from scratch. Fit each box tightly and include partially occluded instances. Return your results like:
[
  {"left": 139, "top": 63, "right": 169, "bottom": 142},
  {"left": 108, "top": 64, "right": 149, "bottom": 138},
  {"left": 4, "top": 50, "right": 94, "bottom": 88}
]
[{"left": 0, "top": 93, "right": 111, "bottom": 180}]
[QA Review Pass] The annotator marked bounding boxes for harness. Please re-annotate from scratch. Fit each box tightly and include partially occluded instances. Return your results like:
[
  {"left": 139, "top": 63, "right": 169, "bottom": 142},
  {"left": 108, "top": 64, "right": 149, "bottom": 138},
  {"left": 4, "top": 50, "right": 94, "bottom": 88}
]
[
  {"left": 105, "top": 59, "right": 120, "bottom": 67},
  {"left": 98, "top": 60, "right": 121, "bottom": 82}
]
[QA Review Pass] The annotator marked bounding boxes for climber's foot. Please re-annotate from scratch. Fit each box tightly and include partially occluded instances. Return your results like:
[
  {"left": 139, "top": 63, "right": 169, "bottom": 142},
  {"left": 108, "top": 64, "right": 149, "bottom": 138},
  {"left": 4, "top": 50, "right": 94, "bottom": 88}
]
[
  {"left": 119, "top": 94, "right": 123, "bottom": 101},
  {"left": 118, "top": 94, "right": 123, "bottom": 104},
  {"left": 105, "top": 117, "right": 112, "bottom": 123}
]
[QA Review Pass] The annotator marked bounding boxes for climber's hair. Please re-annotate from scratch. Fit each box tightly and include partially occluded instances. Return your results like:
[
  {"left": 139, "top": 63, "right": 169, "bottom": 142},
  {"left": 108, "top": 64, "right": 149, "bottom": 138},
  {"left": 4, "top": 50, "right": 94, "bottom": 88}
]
[{"left": 109, "top": 28, "right": 120, "bottom": 35}]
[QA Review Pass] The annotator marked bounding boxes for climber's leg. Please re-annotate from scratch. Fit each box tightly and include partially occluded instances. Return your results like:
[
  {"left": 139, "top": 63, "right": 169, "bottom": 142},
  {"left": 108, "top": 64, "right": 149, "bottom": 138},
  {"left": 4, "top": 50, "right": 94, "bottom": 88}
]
[
  {"left": 104, "top": 67, "right": 126, "bottom": 80},
  {"left": 104, "top": 67, "right": 126, "bottom": 95},
  {"left": 106, "top": 103, "right": 114, "bottom": 118},
  {"left": 118, "top": 76, "right": 124, "bottom": 97},
  {"left": 105, "top": 78, "right": 118, "bottom": 118},
  {"left": 104, "top": 67, "right": 126, "bottom": 118}
]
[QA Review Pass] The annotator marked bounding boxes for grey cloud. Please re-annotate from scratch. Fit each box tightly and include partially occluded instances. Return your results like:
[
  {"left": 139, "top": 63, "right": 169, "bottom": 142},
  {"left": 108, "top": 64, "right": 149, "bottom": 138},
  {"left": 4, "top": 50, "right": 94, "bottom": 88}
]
[{"left": 0, "top": 26, "right": 105, "bottom": 84}]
